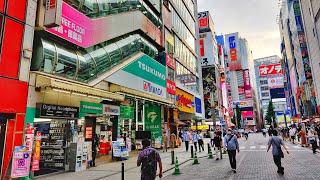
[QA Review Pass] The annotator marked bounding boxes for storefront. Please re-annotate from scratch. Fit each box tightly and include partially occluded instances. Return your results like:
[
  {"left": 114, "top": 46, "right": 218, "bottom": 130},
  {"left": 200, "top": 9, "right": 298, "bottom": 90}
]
[{"left": 33, "top": 103, "right": 80, "bottom": 176}]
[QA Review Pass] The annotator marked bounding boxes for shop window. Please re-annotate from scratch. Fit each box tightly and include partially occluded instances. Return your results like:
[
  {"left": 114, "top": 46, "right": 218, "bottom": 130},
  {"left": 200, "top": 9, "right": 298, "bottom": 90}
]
[
  {"left": 0, "top": 17, "right": 23, "bottom": 78},
  {"left": 55, "top": 46, "right": 77, "bottom": 79},
  {"left": 41, "top": 40, "right": 56, "bottom": 73},
  {"left": 7, "top": 0, "right": 27, "bottom": 22}
]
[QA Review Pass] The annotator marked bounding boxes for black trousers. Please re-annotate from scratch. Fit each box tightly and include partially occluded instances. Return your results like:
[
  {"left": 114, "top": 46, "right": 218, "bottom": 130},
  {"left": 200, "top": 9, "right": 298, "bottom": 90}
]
[
  {"left": 198, "top": 140, "right": 204, "bottom": 152},
  {"left": 227, "top": 150, "right": 237, "bottom": 169},
  {"left": 92, "top": 150, "right": 97, "bottom": 166},
  {"left": 273, "top": 155, "right": 283, "bottom": 172},
  {"left": 185, "top": 141, "right": 189, "bottom": 151},
  {"left": 312, "top": 141, "right": 317, "bottom": 153},
  {"left": 194, "top": 142, "right": 198, "bottom": 152}
]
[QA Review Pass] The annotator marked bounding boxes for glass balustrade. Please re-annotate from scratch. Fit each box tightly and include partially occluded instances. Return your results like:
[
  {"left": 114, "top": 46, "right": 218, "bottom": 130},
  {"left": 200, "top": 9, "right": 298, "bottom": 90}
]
[
  {"left": 65, "top": 0, "right": 162, "bottom": 27},
  {"left": 31, "top": 34, "right": 158, "bottom": 83}
]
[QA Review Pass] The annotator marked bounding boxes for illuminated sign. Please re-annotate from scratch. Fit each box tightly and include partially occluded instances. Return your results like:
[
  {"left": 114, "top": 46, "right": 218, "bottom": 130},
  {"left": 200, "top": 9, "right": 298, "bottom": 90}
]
[
  {"left": 143, "top": 81, "right": 164, "bottom": 96},
  {"left": 166, "top": 79, "right": 176, "bottom": 95},
  {"left": 259, "top": 64, "right": 283, "bottom": 76},
  {"left": 176, "top": 89, "right": 194, "bottom": 113}
]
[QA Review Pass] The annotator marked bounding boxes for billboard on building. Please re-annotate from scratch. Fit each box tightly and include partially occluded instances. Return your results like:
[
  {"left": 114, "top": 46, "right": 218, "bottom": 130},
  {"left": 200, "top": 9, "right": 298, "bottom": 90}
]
[
  {"left": 225, "top": 33, "right": 241, "bottom": 70},
  {"left": 198, "top": 11, "right": 209, "bottom": 32},
  {"left": 270, "top": 88, "right": 285, "bottom": 99},
  {"left": 176, "top": 88, "right": 195, "bottom": 113},
  {"left": 243, "top": 70, "right": 252, "bottom": 98},
  {"left": 268, "top": 76, "right": 284, "bottom": 89},
  {"left": 259, "top": 64, "right": 283, "bottom": 76},
  {"left": 199, "top": 32, "right": 215, "bottom": 66}
]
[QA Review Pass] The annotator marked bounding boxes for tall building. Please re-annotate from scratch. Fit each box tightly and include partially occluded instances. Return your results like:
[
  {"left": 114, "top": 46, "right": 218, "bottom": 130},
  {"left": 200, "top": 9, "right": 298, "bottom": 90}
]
[
  {"left": 224, "top": 33, "right": 256, "bottom": 129},
  {"left": 0, "top": 0, "right": 36, "bottom": 177},
  {"left": 299, "top": 0, "right": 320, "bottom": 114},
  {"left": 254, "top": 55, "right": 289, "bottom": 127},
  {"left": 19, "top": 0, "right": 203, "bottom": 176},
  {"left": 279, "top": 0, "right": 317, "bottom": 120}
]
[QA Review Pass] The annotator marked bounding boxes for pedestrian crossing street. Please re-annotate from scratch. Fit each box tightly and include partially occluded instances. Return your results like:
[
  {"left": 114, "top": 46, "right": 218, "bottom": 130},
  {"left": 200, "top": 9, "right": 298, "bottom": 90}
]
[{"left": 238, "top": 144, "right": 307, "bottom": 151}]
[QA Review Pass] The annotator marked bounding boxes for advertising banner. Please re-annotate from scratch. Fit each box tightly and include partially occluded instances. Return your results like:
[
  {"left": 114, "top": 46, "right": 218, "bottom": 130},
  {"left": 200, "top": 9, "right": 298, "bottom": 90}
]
[
  {"left": 46, "top": 2, "right": 161, "bottom": 48},
  {"left": 259, "top": 64, "right": 283, "bottom": 76},
  {"left": 37, "top": 103, "right": 79, "bottom": 118},
  {"left": 226, "top": 33, "right": 241, "bottom": 70},
  {"left": 11, "top": 146, "right": 31, "bottom": 178},
  {"left": 233, "top": 100, "right": 253, "bottom": 108},
  {"left": 44, "top": 0, "right": 62, "bottom": 27},
  {"left": 268, "top": 76, "right": 284, "bottom": 89},
  {"left": 199, "top": 32, "right": 215, "bottom": 66},
  {"left": 144, "top": 103, "right": 162, "bottom": 145},
  {"left": 166, "top": 79, "right": 176, "bottom": 95},
  {"left": 80, "top": 101, "right": 102, "bottom": 117},
  {"left": 103, "top": 104, "right": 120, "bottom": 116},
  {"left": 243, "top": 70, "right": 252, "bottom": 98},
  {"left": 270, "top": 88, "right": 285, "bottom": 99},
  {"left": 195, "top": 97, "right": 202, "bottom": 114},
  {"left": 166, "top": 53, "right": 175, "bottom": 70},
  {"left": 198, "top": 11, "right": 209, "bottom": 30},
  {"left": 241, "top": 111, "right": 254, "bottom": 118},
  {"left": 31, "top": 132, "right": 41, "bottom": 171},
  {"left": 176, "top": 88, "right": 194, "bottom": 113}
]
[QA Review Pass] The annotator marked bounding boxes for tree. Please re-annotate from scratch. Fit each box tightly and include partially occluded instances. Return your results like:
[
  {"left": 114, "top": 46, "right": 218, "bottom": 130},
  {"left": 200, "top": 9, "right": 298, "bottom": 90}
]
[
  {"left": 236, "top": 105, "right": 242, "bottom": 128},
  {"left": 265, "top": 101, "right": 276, "bottom": 127},
  {"left": 231, "top": 113, "right": 236, "bottom": 125}
]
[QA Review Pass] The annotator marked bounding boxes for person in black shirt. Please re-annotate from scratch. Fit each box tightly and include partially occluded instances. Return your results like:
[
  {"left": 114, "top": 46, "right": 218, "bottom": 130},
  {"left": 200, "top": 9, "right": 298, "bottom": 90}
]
[{"left": 213, "top": 130, "right": 222, "bottom": 160}]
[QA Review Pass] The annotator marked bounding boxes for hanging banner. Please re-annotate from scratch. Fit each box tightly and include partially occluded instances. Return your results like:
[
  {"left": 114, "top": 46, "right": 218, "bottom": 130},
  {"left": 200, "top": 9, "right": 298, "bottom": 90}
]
[
  {"left": 31, "top": 132, "right": 41, "bottom": 171},
  {"left": 11, "top": 146, "right": 32, "bottom": 178},
  {"left": 259, "top": 64, "right": 283, "bottom": 76},
  {"left": 144, "top": 103, "right": 162, "bottom": 146}
]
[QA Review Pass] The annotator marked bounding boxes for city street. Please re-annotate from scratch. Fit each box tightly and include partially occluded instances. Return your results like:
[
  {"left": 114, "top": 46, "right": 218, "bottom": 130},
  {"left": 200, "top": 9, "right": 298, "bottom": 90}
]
[{"left": 164, "top": 133, "right": 320, "bottom": 180}]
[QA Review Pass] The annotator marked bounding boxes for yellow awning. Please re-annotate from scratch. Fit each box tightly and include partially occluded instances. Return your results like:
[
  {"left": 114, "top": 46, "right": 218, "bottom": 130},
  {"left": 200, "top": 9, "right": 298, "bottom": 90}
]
[
  {"left": 110, "top": 84, "right": 174, "bottom": 105},
  {"left": 35, "top": 74, "right": 125, "bottom": 101}
]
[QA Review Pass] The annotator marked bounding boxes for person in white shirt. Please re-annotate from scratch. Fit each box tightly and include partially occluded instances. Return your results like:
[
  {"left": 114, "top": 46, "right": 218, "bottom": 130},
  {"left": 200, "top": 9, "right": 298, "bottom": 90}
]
[{"left": 289, "top": 128, "right": 297, "bottom": 144}]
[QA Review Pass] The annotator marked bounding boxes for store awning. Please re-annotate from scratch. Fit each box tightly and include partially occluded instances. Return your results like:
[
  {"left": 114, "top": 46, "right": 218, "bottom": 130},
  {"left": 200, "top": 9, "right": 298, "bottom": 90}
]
[
  {"left": 35, "top": 74, "right": 125, "bottom": 101},
  {"left": 109, "top": 84, "right": 174, "bottom": 105}
]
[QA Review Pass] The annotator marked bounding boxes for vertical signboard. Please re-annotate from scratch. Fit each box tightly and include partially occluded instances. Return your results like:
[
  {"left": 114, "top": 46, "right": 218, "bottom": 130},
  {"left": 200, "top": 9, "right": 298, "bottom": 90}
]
[
  {"left": 144, "top": 103, "right": 162, "bottom": 145},
  {"left": 226, "top": 33, "right": 241, "bottom": 70},
  {"left": 198, "top": 11, "right": 209, "bottom": 32},
  {"left": 199, "top": 32, "right": 215, "bottom": 66},
  {"left": 11, "top": 146, "right": 31, "bottom": 178},
  {"left": 243, "top": 70, "right": 252, "bottom": 98},
  {"left": 44, "top": 0, "right": 62, "bottom": 27}
]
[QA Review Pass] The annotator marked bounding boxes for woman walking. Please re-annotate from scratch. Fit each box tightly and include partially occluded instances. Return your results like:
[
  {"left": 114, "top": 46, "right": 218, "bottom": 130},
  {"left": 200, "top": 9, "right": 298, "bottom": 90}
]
[
  {"left": 267, "top": 130, "right": 289, "bottom": 175},
  {"left": 308, "top": 130, "right": 318, "bottom": 154}
]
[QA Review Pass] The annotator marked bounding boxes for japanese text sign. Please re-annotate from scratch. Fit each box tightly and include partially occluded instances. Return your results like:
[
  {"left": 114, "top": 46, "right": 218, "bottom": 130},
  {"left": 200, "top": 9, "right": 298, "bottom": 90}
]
[{"left": 259, "top": 64, "right": 283, "bottom": 76}]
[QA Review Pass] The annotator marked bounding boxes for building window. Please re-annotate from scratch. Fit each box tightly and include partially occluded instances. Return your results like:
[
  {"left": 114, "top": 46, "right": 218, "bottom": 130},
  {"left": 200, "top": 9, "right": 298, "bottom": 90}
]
[
  {"left": 260, "top": 80, "right": 268, "bottom": 85},
  {"left": 260, "top": 86, "right": 268, "bottom": 91},
  {"left": 261, "top": 92, "right": 269, "bottom": 97}
]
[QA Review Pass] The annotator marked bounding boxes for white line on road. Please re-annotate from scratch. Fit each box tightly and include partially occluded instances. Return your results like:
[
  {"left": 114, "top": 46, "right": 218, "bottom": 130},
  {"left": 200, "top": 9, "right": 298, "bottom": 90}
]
[
  {"left": 260, "top": 145, "right": 267, "bottom": 149},
  {"left": 240, "top": 146, "right": 245, "bottom": 150},
  {"left": 250, "top": 146, "right": 256, "bottom": 149}
]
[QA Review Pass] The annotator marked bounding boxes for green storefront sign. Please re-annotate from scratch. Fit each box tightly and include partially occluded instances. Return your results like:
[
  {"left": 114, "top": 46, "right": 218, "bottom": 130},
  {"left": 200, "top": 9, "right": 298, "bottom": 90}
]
[
  {"left": 79, "top": 101, "right": 103, "bottom": 117},
  {"left": 144, "top": 103, "right": 162, "bottom": 144},
  {"left": 123, "top": 55, "right": 166, "bottom": 87},
  {"left": 120, "top": 105, "right": 135, "bottom": 119}
]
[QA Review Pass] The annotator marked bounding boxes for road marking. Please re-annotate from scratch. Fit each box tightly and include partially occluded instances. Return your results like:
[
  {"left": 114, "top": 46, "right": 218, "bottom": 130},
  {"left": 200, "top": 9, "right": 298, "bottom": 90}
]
[
  {"left": 250, "top": 146, "right": 256, "bottom": 149},
  {"left": 260, "top": 145, "right": 267, "bottom": 149},
  {"left": 293, "top": 146, "right": 301, "bottom": 149},
  {"left": 240, "top": 146, "right": 245, "bottom": 150}
]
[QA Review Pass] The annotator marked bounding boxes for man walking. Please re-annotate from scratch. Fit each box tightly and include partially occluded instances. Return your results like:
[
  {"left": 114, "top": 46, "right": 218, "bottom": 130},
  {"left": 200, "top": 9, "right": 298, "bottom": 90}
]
[
  {"left": 192, "top": 131, "right": 199, "bottom": 152},
  {"left": 214, "top": 130, "right": 222, "bottom": 160},
  {"left": 137, "top": 139, "right": 163, "bottom": 180},
  {"left": 224, "top": 129, "right": 239, "bottom": 173},
  {"left": 182, "top": 130, "right": 191, "bottom": 152},
  {"left": 267, "top": 130, "right": 289, "bottom": 175},
  {"left": 289, "top": 127, "right": 296, "bottom": 144}
]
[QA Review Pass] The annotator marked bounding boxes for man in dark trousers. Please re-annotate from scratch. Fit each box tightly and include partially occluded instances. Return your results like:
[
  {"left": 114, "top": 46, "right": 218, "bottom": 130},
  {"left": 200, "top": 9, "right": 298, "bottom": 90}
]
[
  {"left": 137, "top": 139, "right": 163, "bottom": 180},
  {"left": 224, "top": 128, "right": 239, "bottom": 173},
  {"left": 214, "top": 129, "right": 222, "bottom": 160}
]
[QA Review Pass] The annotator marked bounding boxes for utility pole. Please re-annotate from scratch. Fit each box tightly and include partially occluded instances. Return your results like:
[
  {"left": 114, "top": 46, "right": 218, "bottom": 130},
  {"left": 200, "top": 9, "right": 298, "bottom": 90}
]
[{"left": 284, "top": 110, "right": 288, "bottom": 128}]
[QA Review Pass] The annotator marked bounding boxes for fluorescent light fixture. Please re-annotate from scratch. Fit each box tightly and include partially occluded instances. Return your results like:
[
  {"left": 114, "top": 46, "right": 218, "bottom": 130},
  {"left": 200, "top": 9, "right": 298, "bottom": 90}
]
[{"left": 34, "top": 118, "right": 52, "bottom": 123}]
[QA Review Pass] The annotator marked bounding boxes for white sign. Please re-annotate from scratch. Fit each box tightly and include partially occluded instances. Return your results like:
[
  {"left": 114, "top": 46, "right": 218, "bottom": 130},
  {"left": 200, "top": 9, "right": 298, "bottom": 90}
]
[
  {"left": 103, "top": 104, "right": 120, "bottom": 116},
  {"left": 268, "top": 76, "right": 284, "bottom": 89},
  {"left": 233, "top": 100, "right": 253, "bottom": 108},
  {"left": 44, "top": 0, "right": 62, "bottom": 27},
  {"left": 199, "top": 31, "right": 216, "bottom": 66}
]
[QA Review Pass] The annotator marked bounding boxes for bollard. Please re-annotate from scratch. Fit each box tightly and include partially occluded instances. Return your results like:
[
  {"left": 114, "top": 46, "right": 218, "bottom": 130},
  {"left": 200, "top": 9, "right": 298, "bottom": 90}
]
[
  {"left": 220, "top": 147, "right": 223, "bottom": 159},
  {"left": 191, "top": 145, "right": 194, "bottom": 158},
  {"left": 121, "top": 162, "right": 124, "bottom": 180},
  {"left": 192, "top": 151, "right": 200, "bottom": 165},
  {"left": 171, "top": 150, "right": 175, "bottom": 165},
  {"left": 208, "top": 147, "right": 213, "bottom": 159},
  {"left": 207, "top": 143, "right": 210, "bottom": 153}
]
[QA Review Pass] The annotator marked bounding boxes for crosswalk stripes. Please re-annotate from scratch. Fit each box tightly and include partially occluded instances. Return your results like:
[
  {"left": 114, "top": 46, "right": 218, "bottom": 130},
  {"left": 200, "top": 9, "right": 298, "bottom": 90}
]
[
  {"left": 260, "top": 145, "right": 267, "bottom": 149},
  {"left": 250, "top": 146, "right": 256, "bottom": 149},
  {"left": 238, "top": 144, "right": 306, "bottom": 151}
]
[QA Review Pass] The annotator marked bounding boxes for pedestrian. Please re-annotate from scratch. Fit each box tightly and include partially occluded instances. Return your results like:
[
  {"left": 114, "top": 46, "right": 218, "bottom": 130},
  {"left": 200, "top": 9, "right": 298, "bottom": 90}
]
[
  {"left": 268, "top": 127, "right": 273, "bottom": 136},
  {"left": 224, "top": 128, "right": 240, "bottom": 173},
  {"left": 91, "top": 133, "right": 99, "bottom": 167},
  {"left": 267, "top": 130, "right": 289, "bottom": 175},
  {"left": 308, "top": 130, "right": 318, "bottom": 154},
  {"left": 289, "top": 127, "right": 296, "bottom": 144},
  {"left": 182, "top": 130, "right": 191, "bottom": 152},
  {"left": 210, "top": 130, "right": 215, "bottom": 147},
  {"left": 137, "top": 139, "right": 163, "bottom": 180},
  {"left": 198, "top": 131, "right": 205, "bottom": 152},
  {"left": 213, "top": 130, "right": 222, "bottom": 160},
  {"left": 162, "top": 131, "right": 168, "bottom": 152},
  {"left": 192, "top": 131, "right": 199, "bottom": 152},
  {"left": 170, "top": 133, "right": 176, "bottom": 149},
  {"left": 299, "top": 129, "right": 307, "bottom": 147}
]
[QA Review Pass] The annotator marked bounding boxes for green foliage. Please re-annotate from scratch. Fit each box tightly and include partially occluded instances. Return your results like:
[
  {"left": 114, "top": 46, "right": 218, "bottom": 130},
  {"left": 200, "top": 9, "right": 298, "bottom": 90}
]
[{"left": 265, "top": 101, "right": 276, "bottom": 126}]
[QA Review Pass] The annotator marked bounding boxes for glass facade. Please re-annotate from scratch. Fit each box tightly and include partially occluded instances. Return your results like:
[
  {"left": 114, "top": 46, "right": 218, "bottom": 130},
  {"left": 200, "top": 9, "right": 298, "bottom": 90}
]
[
  {"left": 174, "top": 36, "right": 197, "bottom": 74},
  {"left": 32, "top": 34, "right": 158, "bottom": 82},
  {"left": 172, "top": 8, "right": 195, "bottom": 51},
  {"left": 183, "top": 0, "right": 195, "bottom": 16},
  {"left": 171, "top": 0, "right": 195, "bottom": 35},
  {"left": 65, "top": 0, "right": 162, "bottom": 27}
]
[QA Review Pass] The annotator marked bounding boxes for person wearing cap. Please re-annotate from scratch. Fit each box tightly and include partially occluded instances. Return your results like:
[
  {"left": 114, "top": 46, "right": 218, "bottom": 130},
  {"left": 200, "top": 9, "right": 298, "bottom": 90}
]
[
  {"left": 137, "top": 139, "right": 163, "bottom": 180},
  {"left": 224, "top": 128, "right": 240, "bottom": 173}
]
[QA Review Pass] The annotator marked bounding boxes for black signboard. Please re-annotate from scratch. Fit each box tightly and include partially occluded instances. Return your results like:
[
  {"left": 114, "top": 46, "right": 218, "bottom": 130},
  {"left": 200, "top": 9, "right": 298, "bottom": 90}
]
[{"left": 37, "top": 103, "right": 79, "bottom": 118}]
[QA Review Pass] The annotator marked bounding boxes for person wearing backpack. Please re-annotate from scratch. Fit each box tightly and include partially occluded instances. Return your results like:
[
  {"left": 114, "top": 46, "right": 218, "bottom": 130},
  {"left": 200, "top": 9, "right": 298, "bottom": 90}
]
[
  {"left": 224, "top": 128, "right": 240, "bottom": 173},
  {"left": 267, "top": 130, "right": 289, "bottom": 175},
  {"left": 137, "top": 139, "right": 163, "bottom": 180}
]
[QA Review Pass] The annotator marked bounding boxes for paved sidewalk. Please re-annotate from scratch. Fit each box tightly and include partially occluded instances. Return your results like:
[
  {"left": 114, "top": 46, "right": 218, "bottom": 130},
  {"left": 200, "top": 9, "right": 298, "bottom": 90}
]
[{"left": 36, "top": 139, "right": 211, "bottom": 180}]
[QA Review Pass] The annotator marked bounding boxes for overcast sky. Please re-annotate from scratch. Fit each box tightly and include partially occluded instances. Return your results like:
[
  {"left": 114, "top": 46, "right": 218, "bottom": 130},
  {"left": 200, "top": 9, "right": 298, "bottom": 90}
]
[{"left": 198, "top": 0, "right": 281, "bottom": 59}]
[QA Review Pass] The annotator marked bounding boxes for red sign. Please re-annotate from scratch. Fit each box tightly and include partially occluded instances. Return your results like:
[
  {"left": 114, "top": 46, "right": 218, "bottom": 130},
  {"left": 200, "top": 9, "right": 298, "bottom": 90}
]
[
  {"left": 166, "top": 54, "right": 175, "bottom": 70},
  {"left": 166, "top": 79, "right": 176, "bottom": 95},
  {"left": 243, "top": 70, "right": 252, "bottom": 98},
  {"left": 238, "top": 86, "right": 244, "bottom": 94},
  {"left": 230, "top": 48, "right": 237, "bottom": 61},
  {"left": 199, "top": 18, "right": 208, "bottom": 28},
  {"left": 259, "top": 64, "right": 283, "bottom": 76},
  {"left": 31, "top": 132, "right": 41, "bottom": 171},
  {"left": 199, "top": 39, "right": 205, "bottom": 57}
]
